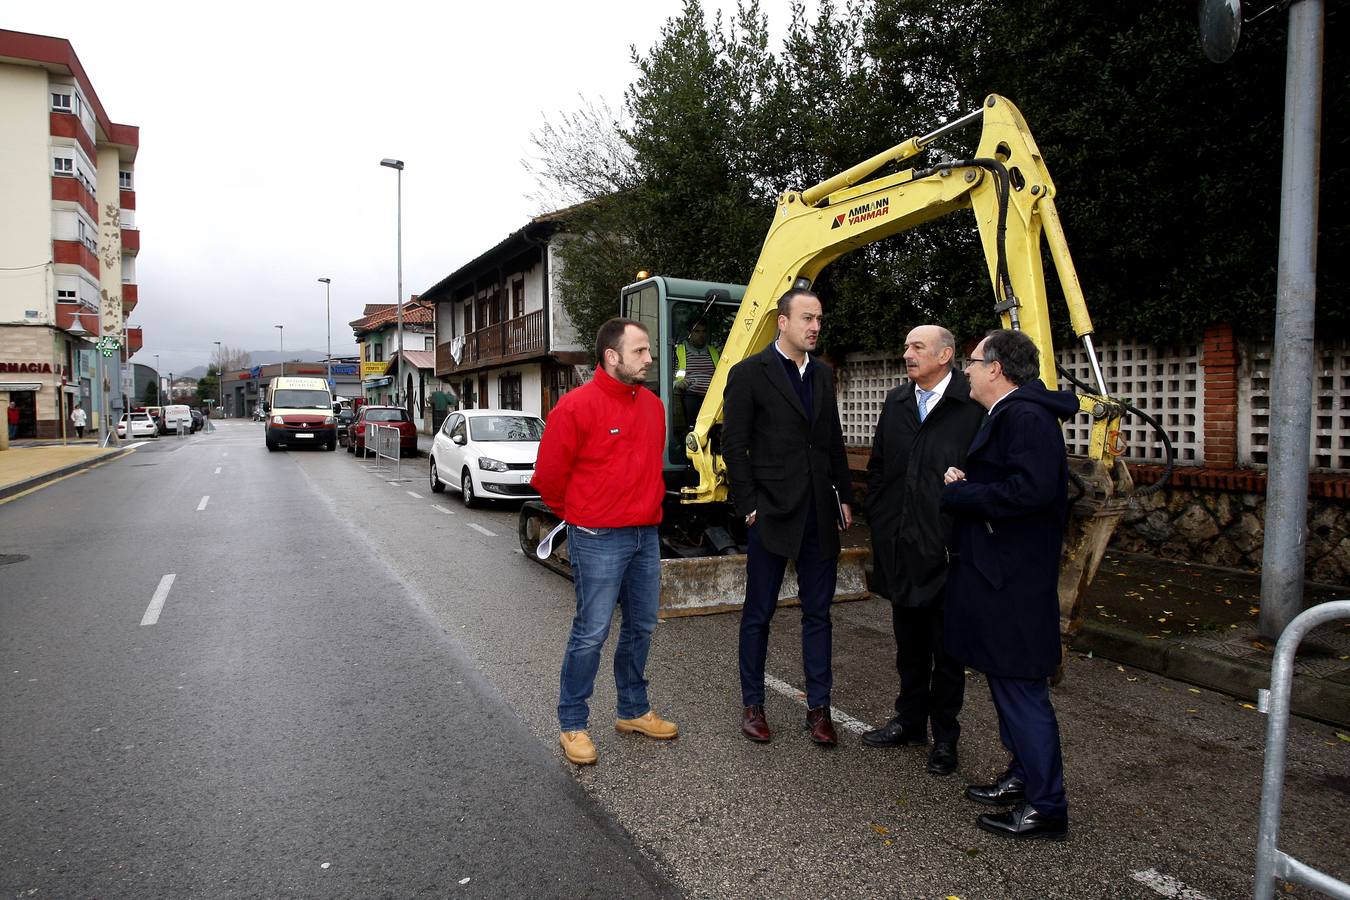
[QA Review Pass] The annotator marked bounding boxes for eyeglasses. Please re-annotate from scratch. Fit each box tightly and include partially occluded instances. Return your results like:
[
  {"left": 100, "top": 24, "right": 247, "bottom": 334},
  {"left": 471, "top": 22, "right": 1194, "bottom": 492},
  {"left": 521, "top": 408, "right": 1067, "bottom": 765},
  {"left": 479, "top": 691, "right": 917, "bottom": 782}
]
[{"left": 965, "top": 356, "right": 987, "bottom": 365}]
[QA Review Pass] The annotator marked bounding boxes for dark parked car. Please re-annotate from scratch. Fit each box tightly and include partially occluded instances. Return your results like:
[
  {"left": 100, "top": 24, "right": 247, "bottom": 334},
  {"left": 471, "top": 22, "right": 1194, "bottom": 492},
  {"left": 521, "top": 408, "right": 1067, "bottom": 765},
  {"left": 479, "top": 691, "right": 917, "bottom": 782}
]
[
  {"left": 189, "top": 409, "right": 204, "bottom": 432},
  {"left": 335, "top": 405, "right": 357, "bottom": 446},
  {"left": 348, "top": 406, "right": 418, "bottom": 457}
]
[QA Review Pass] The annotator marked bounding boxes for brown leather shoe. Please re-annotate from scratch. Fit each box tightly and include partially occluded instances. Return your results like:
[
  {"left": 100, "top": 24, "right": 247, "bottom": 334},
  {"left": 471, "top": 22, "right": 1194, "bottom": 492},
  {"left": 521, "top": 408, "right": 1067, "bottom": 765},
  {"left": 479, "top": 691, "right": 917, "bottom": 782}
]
[
  {"left": 741, "top": 704, "right": 771, "bottom": 742},
  {"left": 806, "top": 706, "right": 837, "bottom": 746}
]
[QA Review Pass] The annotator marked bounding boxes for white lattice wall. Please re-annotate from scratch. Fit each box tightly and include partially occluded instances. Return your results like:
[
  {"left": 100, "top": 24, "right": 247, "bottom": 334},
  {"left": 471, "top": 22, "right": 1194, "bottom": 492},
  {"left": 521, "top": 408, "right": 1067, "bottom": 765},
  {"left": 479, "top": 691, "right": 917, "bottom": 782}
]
[
  {"left": 837, "top": 352, "right": 908, "bottom": 447},
  {"left": 1239, "top": 338, "right": 1350, "bottom": 472},
  {"left": 1058, "top": 338, "right": 1203, "bottom": 465}
]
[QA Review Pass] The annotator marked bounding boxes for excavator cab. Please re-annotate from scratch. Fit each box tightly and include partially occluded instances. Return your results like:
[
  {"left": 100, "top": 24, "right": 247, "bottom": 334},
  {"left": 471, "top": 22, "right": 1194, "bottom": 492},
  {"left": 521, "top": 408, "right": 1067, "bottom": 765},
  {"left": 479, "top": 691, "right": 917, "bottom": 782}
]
[{"left": 620, "top": 276, "right": 744, "bottom": 469}]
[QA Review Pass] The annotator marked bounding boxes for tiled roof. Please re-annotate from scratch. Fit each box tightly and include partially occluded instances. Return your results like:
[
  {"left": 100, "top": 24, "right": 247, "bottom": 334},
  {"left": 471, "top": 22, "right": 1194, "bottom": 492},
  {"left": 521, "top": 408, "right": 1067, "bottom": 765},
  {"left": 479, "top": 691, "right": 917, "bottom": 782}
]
[{"left": 349, "top": 300, "right": 434, "bottom": 335}]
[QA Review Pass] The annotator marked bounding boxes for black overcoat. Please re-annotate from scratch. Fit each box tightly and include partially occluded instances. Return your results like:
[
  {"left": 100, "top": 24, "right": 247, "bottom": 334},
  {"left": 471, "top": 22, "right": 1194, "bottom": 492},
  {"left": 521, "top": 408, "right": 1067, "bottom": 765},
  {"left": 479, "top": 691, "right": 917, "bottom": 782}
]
[
  {"left": 865, "top": 370, "right": 985, "bottom": 608},
  {"left": 939, "top": 380, "right": 1079, "bottom": 679},
  {"left": 722, "top": 344, "right": 854, "bottom": 559}
]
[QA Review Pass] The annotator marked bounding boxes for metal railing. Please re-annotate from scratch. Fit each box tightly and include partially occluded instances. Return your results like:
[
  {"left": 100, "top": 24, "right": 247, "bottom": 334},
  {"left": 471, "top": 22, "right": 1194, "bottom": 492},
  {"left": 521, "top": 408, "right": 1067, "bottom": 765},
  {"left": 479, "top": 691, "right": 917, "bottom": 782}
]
[
  {"left": 362, "top": 423, "right": 404, "bottom": 480},
  {"left": 1254, "top": 599, "right": 1350, "bottom": 899}
]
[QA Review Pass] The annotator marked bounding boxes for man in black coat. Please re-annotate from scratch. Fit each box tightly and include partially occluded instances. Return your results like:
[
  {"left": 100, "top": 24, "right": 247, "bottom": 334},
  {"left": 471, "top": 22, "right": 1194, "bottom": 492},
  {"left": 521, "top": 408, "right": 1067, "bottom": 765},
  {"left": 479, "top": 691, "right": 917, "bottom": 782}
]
[
  {"left": 862, "top": 325, "right": 985, "bottom": 776},
  {"left": 723, "top": 287, "right": 854, "bottom": 746},
  {"left": 941, "top": 329, "right": 1078, "bottom": 841}
]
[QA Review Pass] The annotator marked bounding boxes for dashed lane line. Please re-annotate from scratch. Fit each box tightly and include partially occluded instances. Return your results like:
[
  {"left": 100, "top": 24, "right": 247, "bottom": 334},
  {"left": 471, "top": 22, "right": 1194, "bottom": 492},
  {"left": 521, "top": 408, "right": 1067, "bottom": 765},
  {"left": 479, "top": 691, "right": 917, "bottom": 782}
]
[
  {"left": 467, "top": 523, "right": 497, "bottom": 537},
  {"left": 763, "top": 673, "right": 870, "bottom": 735},
  {"left": 140, "top": 574, "right": 177, "bottom": 626},
  {"left": 435, "top": 507, "right": 455, "bottom": 515},
  {"left": 1130, "top": 869, "right": 1216, "bottom": 899},
  {"left": 214, "top": 466, "right": 221, "bottom": 474},
  {"left": 406, "top": 491, "right": 423, "bottom": 499},
  {"left": 196, "top": 495, "right": 210, "bottom": 511}
]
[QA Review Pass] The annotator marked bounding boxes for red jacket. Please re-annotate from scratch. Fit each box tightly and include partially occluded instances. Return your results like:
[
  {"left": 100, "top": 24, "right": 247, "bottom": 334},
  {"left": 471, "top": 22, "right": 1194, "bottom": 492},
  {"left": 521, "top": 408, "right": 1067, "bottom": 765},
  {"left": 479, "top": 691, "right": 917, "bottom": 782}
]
[{"left": 531, "top": 366, "right": 665, "bottom": 528}]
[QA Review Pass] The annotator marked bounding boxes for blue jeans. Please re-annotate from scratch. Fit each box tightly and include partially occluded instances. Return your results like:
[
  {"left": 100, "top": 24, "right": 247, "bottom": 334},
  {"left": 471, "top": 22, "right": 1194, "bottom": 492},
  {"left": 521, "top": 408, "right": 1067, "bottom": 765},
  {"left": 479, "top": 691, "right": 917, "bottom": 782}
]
[{"left": 558, "top": 525, "right": 660, "bottom": 731}]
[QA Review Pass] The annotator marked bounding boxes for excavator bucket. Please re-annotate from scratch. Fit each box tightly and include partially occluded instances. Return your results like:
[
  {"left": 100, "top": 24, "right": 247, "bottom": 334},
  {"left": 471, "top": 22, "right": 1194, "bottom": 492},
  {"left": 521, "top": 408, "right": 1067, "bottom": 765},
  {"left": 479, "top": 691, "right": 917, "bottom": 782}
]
[{"left": 518, "top": 501, "right": 872, "bottom": 619}]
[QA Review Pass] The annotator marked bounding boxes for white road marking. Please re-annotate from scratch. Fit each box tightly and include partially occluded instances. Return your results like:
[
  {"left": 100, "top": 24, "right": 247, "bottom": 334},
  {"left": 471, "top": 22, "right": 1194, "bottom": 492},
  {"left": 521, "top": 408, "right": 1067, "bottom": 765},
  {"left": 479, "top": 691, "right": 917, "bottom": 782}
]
[
  {"left": 406, "top": 491, "right": 423, "bottom": 499},
  {"left": 435, "top": 507, "right": 455, "bottom": 515},
  {"left": 140, "top": 574, "right": 177, "bottom": 626},
  {"left": 467, "top": 523, "right": 497, "bottom": 537},
  {"left": 1130, "top": 870, "right": 1217, "bottom": 899},
  {"left": 764, "top": 673, "right": 869, "bottom": 735},
  {"left": 214, "top": 466, "right": 221, "bottom": 474},
  {"left": 196, "top": 495, "right": 210, "bottom": 511}
]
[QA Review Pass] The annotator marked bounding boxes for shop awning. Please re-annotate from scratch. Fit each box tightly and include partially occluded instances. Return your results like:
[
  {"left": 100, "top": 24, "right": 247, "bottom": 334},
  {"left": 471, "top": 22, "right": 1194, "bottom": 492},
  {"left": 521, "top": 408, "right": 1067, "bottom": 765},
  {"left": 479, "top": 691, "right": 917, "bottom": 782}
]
[{"left": 0, "top": 382, "right": 41, "bottom": 392}]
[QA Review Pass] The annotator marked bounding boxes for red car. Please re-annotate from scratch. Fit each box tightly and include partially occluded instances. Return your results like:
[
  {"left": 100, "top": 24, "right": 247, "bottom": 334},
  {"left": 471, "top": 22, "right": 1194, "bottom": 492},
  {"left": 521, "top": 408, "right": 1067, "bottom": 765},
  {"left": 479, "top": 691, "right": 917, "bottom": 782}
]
[{"left": 347, "top": 405, "right": 418, "bottom": 457}]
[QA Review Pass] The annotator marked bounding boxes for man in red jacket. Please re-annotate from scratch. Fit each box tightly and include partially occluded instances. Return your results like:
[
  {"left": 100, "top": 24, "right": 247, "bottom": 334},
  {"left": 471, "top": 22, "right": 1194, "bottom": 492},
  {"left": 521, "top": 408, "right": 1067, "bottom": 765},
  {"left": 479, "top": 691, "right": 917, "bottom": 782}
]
[{"left": 532, "top": 318, "right": 678, "bottom": 765}]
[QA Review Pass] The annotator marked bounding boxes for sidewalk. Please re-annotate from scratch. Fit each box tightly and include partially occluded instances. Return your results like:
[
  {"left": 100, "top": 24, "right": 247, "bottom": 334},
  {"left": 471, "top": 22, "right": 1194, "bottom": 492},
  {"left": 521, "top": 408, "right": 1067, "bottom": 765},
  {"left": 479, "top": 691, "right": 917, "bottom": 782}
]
[
  {"left": 0, "top": 439, "right": 133, "bottom": 502},
  {"left": 1073, "top": 551, "right": 1350, "bottom": 727}
]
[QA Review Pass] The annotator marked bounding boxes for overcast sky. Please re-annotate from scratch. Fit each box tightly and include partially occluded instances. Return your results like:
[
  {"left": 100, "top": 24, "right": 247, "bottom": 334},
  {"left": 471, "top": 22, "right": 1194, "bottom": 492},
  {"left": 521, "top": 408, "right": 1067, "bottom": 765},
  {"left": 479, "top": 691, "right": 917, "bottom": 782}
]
[{"left": 8, "top": 0, "right": 814, "bottom": 375}]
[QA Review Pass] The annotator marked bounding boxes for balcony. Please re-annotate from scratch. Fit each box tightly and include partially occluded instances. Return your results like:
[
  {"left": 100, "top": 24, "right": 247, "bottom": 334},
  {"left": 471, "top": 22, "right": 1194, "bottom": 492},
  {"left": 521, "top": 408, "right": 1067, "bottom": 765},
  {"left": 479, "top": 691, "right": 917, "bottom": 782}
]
[
  {"left": 54, "top": 301, "right": 99, "bottom": 333},
  {"left": 49, "top": 111, "right": 95, "bottom": 158},
  {"left": 123, "top": 283, "right": 138, "bottom": 316},
  {"left": 51, "top": 175, "right": 99, "bottom": 219},
  {"left": 126, "top": 326, "right": 143, "bottom": 357},
  {"left": 121, "top": 227, "right": 139, "bottom": 256},
  {"left": 435, "top": 310, "right": 545, "bottom": 376},
  {"left": 53, "top": 239, "right": 99, "bottom": 277}
]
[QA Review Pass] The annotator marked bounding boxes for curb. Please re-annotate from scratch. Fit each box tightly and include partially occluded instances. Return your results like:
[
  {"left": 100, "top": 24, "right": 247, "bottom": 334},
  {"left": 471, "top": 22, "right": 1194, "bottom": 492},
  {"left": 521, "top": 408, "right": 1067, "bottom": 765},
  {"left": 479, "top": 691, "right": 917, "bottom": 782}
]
[
  {"left": 0, "top": 446, "right": 135, "bottom": 502},
  {"left": 1071, "top": 620, "right": 1350, "bottom": 729}
]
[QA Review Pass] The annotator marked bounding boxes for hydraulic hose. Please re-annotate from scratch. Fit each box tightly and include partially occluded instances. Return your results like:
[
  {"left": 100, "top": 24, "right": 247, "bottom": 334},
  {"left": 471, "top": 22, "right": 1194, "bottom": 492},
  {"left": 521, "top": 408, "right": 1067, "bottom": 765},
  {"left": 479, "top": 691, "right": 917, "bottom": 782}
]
[{"left": 1056, "top": 362, "right": 1175, "bottom": 497}]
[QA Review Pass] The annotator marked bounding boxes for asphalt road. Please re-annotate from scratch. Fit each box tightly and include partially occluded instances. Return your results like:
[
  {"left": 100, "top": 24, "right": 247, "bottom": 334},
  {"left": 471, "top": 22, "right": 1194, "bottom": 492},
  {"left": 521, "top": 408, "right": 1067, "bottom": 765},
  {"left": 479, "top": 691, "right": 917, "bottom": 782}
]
[
  {"left": 0, "top": 424, "right": 670, "bottom": 898},
  {"left": 2, "top": 420, "right": 1347, "bottom": 899}
]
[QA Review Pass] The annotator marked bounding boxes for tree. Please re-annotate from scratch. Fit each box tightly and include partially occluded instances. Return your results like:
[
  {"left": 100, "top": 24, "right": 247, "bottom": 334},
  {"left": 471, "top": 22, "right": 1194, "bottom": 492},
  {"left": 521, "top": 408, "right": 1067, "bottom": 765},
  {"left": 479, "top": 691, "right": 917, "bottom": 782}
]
[
  {"left": 211, "top": 344, "right": 251, "bottom": 373},
  {"left": 142, "top": 379, "right": 158, "bottom": 406},
  {"left": 198, "top": 367, "right": 222, "bottom": 408}
]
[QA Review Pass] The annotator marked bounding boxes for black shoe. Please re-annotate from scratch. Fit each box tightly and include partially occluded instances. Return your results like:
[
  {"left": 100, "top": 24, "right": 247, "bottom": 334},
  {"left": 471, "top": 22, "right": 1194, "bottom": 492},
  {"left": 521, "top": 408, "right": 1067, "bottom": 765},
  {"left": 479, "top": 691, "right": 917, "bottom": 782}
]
[
  {"left": 976, "top": 803, "right": 1068, "bottom": 841},
  {"left": 861, "top": 717, "right": 927, "bottom": 749},
  {"left": 964, "top": 770, "right": 1026, "bottom": 807},
  {"left": 926, "top": 742, "right": 958, "bottom": 776}
]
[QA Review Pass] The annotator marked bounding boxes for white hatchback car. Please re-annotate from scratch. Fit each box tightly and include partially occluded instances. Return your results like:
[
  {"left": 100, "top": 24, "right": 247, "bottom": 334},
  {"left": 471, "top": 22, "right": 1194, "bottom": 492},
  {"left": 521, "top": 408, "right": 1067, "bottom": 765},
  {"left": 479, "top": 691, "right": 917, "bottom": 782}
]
[
  {"left": 116, "top": 411, "right": 158, "bottom": 439},
  {"left": 429, "top": 409, "right": 545, "bottom": 507}
]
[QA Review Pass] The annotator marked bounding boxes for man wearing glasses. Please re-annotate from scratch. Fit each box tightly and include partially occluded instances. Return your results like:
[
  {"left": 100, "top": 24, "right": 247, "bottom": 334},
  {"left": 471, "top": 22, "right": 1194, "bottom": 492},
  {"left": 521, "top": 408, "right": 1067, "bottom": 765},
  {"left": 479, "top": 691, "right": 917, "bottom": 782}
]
[{"left": 940, "top": 329, "right": 1078, "bottom": 841}]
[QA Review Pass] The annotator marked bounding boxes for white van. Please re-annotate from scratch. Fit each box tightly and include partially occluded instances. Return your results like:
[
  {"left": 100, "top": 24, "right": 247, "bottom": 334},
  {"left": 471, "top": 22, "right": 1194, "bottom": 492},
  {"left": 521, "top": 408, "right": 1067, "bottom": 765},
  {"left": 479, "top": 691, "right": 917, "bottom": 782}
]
[
  {"left": 160, "top": 404, "right": 192, "bottom": 435},
  {"left": 264, "top": 376, "right": 337, "bottom": 451}
]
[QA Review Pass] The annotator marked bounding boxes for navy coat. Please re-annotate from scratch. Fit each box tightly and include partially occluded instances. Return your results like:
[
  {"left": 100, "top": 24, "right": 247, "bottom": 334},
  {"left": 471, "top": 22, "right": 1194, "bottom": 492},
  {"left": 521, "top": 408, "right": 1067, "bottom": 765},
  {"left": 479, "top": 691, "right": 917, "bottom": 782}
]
[
  {"left": 865, "top": 370, "right": 985, "bottom": 608},
  {"left": 723, "top": 344, "right": 853, "bottom": 559},
  {"left": 939, "top": 380, "right": 1079, "bottom": 679}
]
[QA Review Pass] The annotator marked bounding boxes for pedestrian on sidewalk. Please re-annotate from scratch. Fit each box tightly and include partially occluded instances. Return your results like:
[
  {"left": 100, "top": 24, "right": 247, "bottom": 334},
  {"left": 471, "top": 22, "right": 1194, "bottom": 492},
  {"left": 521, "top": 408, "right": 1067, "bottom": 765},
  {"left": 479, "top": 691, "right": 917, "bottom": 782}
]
[
  {"left": 531, "top": 317, "right": 678, "bottom": 766},
  {"left": 7, "top": 401, "right": 18, "bottom": 440},
  {"left": 70, "top": 404, "right": 87, "bottom": 439},
  {"left": 941, "top": 329, "right": 1077, "bottom": 842},
  {"left": 722, "top": 287, "right": 854, "bottom": 747},
  {"left": 862, "top": 325, "right": 984, "bottom": 776}
]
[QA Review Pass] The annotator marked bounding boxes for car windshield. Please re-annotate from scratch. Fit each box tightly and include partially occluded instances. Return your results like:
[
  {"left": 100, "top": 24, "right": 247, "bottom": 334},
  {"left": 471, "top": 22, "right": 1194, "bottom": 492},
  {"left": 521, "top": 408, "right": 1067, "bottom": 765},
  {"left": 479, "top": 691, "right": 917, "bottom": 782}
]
[
  {"left": 272, "top": 389, "right": 332, "bottom": 410},
  {"left": 365, "top": 408, "right": 409, "bottom": 422},
  {"left": 469, "top": 415, "right": 544, "bottom": 442}
]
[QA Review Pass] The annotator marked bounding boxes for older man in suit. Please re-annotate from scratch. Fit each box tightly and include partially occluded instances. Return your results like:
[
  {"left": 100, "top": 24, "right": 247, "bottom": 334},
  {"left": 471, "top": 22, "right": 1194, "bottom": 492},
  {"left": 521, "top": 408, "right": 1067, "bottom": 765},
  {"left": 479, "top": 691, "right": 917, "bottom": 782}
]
[
  {"left": 863, "top": 325, "right": 985, "bottom": 776},
  {"left": 723, "top": 287, "right": 854, "bottom": 746},
  {"left": 941, "top": 328, "right": 1078, "bottom": 841}
]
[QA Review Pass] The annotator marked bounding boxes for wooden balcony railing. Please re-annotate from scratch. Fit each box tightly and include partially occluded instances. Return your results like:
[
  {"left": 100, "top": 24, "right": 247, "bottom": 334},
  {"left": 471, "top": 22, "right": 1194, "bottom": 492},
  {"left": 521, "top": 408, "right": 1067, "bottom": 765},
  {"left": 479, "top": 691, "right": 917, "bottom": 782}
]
[{"left": 436, "top": 309, "right": 546, "bottom": 374}]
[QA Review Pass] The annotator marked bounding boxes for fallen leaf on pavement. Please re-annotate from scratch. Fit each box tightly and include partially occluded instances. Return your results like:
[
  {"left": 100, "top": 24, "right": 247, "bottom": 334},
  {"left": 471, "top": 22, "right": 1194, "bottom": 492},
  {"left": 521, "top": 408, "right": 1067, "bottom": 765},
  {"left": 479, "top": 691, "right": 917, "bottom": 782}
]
[
  {"left": 871, "top": 823, "right": 889, "bottom": 835},
  {"left": 1336, "top": 732, "right": 1349, "bottom": 743},
  {"left": 1188, "top": 688, "right": 1202, "bottom": 694},
  {"left": 1241, "top": 703, "right": 1257, "bottom": 710}
]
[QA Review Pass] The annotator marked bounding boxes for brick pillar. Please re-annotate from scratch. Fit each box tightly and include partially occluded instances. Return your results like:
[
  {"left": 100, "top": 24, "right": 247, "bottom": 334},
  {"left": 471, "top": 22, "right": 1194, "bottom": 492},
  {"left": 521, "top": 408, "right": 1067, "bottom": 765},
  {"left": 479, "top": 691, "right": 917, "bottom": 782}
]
[{"left": 1202, "top": 323, "right": 1238, "bottom": 470}]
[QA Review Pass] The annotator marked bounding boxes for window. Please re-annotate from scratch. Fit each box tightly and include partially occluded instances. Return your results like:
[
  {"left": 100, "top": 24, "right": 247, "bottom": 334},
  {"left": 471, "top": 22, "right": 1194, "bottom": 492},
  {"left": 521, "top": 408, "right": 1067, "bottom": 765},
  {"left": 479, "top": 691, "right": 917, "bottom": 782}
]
[
  {"left": 53, "top": 157, "right": 74, "bottom": 176},
  {"left": 463, "top": 300, "right": 474, "bottom": 333},
  {"left": 498, "top": 372, "right": 523, "bottom": 411},
  {"left": 119, "top": 171, "right": 133, "bottom": 190},
  {"left": 470, "top": 413, "right": 543, "bottom": 442},
  {"left": 425, "top": 336, "right": 434, "bottom": 351},
  {"left": 449, "top": 414, "right": 467, "bottom": 442},
  {"left": 51, "top": 92, "right": 72, "bottom": 112},
  {"left": 56, "top": 289, "right": 77, "bottom": 301},
  {"left": 372, "top": 343, "right": 384, "bottom": 363},
  {"left": 512, "top": 279, "right": 525, "bottom": 319}
]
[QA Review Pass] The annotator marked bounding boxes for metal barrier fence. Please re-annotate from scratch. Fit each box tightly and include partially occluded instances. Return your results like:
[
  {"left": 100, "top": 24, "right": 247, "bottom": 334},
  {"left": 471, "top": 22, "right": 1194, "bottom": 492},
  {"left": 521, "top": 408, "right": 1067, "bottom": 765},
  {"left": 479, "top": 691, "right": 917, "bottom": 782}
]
[
  {"left": 1253, "top": 599, "right": 1350, "bottom": 899},
  {"left": 362, "top": 423, "right": 403, "bottom": 480}
]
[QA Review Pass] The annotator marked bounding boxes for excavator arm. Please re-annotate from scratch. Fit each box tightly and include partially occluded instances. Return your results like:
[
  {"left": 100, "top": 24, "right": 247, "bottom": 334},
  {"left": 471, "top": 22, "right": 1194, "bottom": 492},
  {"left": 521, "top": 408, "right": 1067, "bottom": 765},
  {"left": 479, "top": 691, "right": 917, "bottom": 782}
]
[{"left": 683, "top": 94, "right": 1124, "bottom": 505}]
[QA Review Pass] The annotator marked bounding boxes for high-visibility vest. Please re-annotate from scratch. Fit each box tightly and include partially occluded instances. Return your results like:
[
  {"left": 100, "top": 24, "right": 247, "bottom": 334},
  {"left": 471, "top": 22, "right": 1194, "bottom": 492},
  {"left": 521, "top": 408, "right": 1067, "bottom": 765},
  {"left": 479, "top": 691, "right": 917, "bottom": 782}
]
[{"left": 675, "top": 342, "right": 720, "bottom": 370}]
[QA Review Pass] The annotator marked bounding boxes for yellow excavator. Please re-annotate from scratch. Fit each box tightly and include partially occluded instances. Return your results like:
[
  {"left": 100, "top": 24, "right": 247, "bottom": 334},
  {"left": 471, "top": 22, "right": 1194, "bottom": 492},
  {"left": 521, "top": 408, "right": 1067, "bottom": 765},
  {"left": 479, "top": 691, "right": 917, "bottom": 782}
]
[{"left": 520, "top": 95, "right": 1169, "bottom": 647}]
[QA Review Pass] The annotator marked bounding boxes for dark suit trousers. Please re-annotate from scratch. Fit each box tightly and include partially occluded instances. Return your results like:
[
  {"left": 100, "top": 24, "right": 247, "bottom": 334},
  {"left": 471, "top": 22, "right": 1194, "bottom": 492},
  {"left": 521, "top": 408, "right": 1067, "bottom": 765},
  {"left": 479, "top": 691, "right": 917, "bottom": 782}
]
[
  {"left": 987, "top": 675, "right": 1068, "bottom": 819},
  {"left": 892, "top": 605, "right": 965, "bottom": 744},
  {"left": 739, "top": 501, "right": 837, "bottom": 709}
]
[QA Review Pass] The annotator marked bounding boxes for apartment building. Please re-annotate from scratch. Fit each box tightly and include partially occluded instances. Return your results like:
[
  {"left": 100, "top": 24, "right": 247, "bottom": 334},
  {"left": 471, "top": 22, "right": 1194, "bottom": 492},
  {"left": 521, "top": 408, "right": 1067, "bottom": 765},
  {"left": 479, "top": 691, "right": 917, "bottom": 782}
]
[
  {"left": 0, "top": 29, "right": 141, "bottom": 439},
  {"left": 350, "top": 299, "right": 452, "bottom": 431}
]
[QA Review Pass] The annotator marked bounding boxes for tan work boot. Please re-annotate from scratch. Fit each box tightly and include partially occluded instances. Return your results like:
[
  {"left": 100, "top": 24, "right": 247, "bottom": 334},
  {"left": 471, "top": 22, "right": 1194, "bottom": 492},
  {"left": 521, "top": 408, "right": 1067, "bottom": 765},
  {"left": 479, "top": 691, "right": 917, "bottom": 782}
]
[
  {"left": 615, "top": 710, "right": 679, "bottom": 740},
  {"left": 559, "top": 730, "right": 597, "bottom": 765}
]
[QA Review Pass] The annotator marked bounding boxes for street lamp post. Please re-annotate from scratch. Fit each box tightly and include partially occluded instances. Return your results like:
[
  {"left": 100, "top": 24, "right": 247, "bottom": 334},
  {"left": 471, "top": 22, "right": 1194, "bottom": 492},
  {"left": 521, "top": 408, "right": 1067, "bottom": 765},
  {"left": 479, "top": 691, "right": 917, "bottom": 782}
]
[
  {"left": 318, "top": 277, "right": 332, "bottom": 394},
  {"left": 380, "top": 158, "right": 405, "bottom": 411},
  {"left": 213, "top": 340, "right": 222, "bottom": 417},
  {"left": 154, "top": 354, "right": 161, "bottom": 405},
  {"left": 275, "top": 324, "right": 284, "bottom": 378}
]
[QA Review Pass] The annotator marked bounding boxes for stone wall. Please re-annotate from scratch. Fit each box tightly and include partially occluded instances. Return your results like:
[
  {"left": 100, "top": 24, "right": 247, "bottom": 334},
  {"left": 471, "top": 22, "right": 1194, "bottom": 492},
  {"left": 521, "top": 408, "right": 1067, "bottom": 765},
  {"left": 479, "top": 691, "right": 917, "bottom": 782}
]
[{"left": 1111, "top": 484, "right": 1350, "bottom": 587}]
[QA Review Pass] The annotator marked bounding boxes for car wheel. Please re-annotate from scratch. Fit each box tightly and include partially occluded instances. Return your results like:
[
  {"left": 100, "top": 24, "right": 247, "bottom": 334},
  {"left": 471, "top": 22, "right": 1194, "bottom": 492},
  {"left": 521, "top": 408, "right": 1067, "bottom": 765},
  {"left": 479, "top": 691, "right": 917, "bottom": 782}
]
[
  {"left": 266, "top": 439, "right": 277, "bottom": 452},
  {"left": 430, "top": 459, "right": 445, "bottom": 493},
  {"left": 461, "top": 469, "right": 478, "bottom": 508}
]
